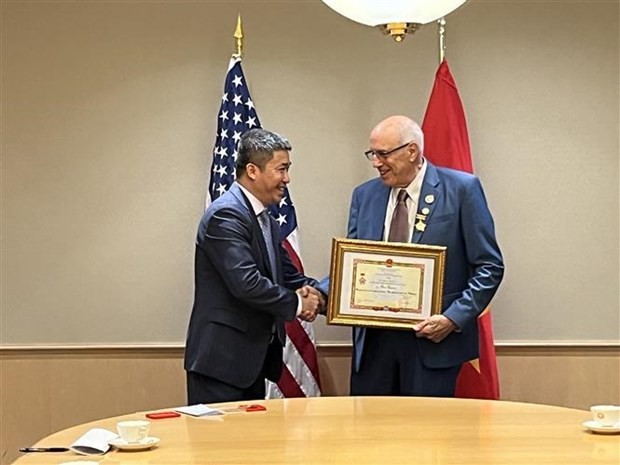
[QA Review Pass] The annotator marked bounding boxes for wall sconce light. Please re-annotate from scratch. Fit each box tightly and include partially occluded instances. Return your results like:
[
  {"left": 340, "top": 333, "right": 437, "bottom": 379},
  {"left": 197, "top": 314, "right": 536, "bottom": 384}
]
[{"left": 321, "top": 0, "right": 467, "bottom": 42}]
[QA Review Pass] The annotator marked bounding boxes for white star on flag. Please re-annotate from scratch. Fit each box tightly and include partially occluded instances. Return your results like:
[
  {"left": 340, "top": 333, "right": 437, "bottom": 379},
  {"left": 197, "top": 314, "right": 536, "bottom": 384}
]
[
  {"left": 232, "top": 75, "right": 243, "bottom": 87},
  {"left": 233, "top": 94, "right": 243, "bottom": 106},
  {"left": 275, "top": 213, "right": 287, "bottom": 226}
]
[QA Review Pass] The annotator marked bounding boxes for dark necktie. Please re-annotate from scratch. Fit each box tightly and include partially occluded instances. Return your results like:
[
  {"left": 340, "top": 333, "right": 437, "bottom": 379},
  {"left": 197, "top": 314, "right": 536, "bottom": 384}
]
[
  {"left": 258, "top": 210, "right": 277, "bottom": 277},
  {"left": 388, "top": 189, "right": 410, "bottom": 242},
  {"left": 259, "top": 210, "right": 283, "bottom": 343}
]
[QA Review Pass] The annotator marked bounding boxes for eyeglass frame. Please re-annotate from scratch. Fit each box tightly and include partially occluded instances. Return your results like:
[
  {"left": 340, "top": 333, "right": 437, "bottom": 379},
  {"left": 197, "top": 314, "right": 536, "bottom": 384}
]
[{"left": 364, "top": 141, "right": 415, "bottom": 161}]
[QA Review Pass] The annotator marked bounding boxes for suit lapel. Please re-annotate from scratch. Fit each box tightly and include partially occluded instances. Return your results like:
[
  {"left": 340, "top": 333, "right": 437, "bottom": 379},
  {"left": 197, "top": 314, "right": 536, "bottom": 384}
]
[
  {"left": 370, "top": 183, "right": 391, "bottom": 240},
  {"left": 230, "top": 184, "right": 274, "bottom": 280},
  {"left": 412, "top": 163, "right": 441, "bottom": 244}
]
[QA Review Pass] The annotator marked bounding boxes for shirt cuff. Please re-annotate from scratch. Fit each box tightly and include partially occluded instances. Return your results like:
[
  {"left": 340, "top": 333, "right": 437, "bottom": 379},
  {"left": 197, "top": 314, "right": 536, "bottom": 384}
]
[{"left": 295, "top": 293, "right": 302, "bottom": 317}]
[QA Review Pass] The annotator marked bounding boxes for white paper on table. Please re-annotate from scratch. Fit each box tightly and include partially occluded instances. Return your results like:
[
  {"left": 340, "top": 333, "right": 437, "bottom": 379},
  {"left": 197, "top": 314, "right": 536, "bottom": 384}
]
[
  {"left": 175, "top": 404, "right": 223, "bottom": 417},
  {"left": 70, "top": 428, "right": 118, "bottom": 455}
]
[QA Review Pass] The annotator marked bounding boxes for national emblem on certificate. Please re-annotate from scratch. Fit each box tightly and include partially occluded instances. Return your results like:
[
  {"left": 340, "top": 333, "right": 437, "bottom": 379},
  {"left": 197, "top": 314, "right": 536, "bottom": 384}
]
[{"left": 327, "top": 238, "right": 446, "bottom": 330}]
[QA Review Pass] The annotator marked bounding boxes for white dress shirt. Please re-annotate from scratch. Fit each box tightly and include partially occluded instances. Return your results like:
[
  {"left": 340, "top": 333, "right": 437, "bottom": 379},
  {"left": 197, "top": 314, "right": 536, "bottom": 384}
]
[{"left": 383, "top": 158, "right": 428, "bottom": 241}]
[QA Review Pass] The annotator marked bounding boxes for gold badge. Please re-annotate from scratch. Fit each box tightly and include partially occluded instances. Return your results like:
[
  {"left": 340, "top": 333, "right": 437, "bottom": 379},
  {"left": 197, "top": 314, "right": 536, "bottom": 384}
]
[
  {"left": 415, "top": 221, "right": 426, "bottom": 232},
  {"left": 425, "top": 194, "right": 435, "bottom": 204}
]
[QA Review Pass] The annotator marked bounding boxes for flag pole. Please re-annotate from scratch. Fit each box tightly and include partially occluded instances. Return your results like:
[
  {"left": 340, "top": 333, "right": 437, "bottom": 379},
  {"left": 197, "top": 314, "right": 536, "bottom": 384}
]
[
  {"left": 233, "top": 14, "right": 243, "bottom": 59},
  {"left": 438, "top": 17, "right": 446, "bottom": 63}
]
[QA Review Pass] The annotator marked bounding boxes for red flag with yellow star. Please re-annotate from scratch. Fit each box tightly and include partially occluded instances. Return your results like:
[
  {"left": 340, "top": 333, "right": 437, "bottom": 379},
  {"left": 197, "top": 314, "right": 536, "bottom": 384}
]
[{"left": 422, "top": 60, "right": 500, "bottom": 399}]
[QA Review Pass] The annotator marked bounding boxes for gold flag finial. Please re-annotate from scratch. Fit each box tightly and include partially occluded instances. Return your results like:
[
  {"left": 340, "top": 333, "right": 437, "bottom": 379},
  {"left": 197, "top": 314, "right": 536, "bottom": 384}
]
[
  {"left": 438, "top": 17, "right": 446, "bottom": 63},
  {"left": 233, "top": 15, "right": 243, "bottom": 58}
]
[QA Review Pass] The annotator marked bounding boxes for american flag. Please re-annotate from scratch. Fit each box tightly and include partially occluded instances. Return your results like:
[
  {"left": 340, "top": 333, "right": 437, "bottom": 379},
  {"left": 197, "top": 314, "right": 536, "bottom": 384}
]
[{"left": 207, "top": 57, "right": 321, "bottom": 398}]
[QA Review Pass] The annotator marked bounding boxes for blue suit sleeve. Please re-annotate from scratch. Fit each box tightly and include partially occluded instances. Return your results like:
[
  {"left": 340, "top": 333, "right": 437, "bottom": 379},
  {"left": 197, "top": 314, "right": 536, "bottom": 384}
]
[
  {"left": 317, "top": 188, "right": 361, "bottom": 296},
  {"left": 347, "top": 188, "right": 360, "bottom": 239},
  {"left": 442, "top": 177, "right": 504, "bottom": 328}
]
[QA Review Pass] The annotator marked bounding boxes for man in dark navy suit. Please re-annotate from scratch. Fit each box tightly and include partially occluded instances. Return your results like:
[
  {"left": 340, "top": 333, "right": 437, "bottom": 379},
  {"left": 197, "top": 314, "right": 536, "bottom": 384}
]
[
  {"left": 339, "top": 115, "right": 504, "bottom": 397},
  {"left": 184, "top": 128, "right": 323, "bottom": 404}
]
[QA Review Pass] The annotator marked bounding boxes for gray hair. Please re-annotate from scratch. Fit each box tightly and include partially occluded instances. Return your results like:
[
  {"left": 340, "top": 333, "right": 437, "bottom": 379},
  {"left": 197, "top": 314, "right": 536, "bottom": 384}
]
[
  {"left": 403, "top": 119, "right": 424, "bottom": 156},
  {"left": 235, "top": 128, "right": 292, "bottom": 177}
]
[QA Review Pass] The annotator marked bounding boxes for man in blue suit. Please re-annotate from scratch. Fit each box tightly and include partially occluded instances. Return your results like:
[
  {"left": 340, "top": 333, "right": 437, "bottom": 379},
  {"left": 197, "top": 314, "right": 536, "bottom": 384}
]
[
  {"left": 184, "top": 129, "right": 323, "bottom": 404},
  {"left": 345, "top": 115, "right": 504, "bottom": 397}
]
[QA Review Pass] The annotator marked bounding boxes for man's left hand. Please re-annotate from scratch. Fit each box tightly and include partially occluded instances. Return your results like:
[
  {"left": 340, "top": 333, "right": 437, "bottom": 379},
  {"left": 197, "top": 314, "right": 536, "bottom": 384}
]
[{"left": 413, "top": 315, "right": 456, "bottom": 343}]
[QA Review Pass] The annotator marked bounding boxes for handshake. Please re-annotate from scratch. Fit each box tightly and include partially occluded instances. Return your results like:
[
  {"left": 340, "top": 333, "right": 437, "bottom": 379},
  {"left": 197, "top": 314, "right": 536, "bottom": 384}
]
[{"left": 295, "top": 285, "right": 327, "bottom": 322}]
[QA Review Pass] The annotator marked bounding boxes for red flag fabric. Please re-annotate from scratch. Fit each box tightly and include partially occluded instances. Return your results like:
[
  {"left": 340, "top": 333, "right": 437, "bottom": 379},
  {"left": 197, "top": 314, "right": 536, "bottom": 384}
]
[{"left": 422, "top": 60, "right": 500, "bottom": 400}]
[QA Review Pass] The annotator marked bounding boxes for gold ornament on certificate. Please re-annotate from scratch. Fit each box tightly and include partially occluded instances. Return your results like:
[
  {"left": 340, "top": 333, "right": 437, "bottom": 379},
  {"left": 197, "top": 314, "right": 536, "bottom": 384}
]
[{"left": 327, "top": 238, "right": 446, "bottom": 330}]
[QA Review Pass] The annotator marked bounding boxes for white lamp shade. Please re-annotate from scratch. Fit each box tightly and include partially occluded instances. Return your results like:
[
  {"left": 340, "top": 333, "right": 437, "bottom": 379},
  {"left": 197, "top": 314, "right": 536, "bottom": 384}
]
[{"left": 321, "top": 0, "right": 467, "bottom": 26}]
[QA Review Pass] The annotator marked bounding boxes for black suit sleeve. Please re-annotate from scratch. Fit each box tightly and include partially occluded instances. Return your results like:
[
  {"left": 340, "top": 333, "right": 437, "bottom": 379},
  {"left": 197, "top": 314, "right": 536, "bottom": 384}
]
[
  {"left": 201, "top": 206, "right": 297, "bottom": 320},
  {"left": 279, "top": 241, "right": 319, "bottom": 292}
]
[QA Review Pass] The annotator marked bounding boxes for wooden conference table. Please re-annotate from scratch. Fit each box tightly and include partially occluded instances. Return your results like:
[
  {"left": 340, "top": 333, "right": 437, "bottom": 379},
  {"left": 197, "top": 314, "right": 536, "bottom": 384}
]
[{"left": 14, "top": 397, "right": 619, "bottom": 465}]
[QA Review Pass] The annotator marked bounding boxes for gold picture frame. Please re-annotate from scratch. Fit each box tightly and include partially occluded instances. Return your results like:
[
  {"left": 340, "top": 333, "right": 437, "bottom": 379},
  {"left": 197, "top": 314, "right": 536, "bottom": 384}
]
[{"left": 327, "top": 238, "right": 446, "bottom": 330}]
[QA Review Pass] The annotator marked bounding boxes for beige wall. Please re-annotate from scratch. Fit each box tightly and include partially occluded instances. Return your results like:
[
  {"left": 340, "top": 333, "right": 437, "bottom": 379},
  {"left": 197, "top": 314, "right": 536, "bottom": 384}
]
[
  {"left": 1, "top": 2, "right": 619, "bottom": 463},
  {"left": 1, "top": 0, "right": 618, "bottom": 347},
  {"left": 1, "top": 345, "right": 619, "bottom": 464}
]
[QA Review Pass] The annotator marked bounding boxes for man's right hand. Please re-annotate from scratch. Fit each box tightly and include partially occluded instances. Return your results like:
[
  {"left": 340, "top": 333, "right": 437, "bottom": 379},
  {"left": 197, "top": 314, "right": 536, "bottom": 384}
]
[{"left": 296, "top": 286, "right": 319, "bottom": 322}]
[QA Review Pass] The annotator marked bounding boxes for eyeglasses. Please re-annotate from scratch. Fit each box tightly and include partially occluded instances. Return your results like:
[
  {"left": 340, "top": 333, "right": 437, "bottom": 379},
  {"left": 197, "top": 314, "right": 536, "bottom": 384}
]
[{"left": 364, "top": 141, "right": 413, "bottom": 161}]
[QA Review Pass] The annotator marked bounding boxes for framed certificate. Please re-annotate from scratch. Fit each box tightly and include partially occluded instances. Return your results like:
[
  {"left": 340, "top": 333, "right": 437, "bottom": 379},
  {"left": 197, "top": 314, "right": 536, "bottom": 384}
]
[{"left": 327, "top": 238, "right": 446, "bottom": 330}]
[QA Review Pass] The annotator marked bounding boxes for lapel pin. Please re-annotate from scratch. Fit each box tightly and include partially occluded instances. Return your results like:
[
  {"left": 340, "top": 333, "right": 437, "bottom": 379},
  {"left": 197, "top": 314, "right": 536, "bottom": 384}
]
[
  {"left": 422, "top": 207, "right": 430, "bottom": 215},
  {"left": 415, "top": 221, "right": 426, "bottom": 232},
  {"left": 424, "top": 194, "right": 435, "bottom": 204}
]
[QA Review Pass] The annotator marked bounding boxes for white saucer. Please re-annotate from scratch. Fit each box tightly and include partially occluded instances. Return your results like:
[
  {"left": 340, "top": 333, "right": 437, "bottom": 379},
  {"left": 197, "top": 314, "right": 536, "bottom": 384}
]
[
  {"left": 108, "top": 437, "right": 160, "bottom": 450},
  {"left": 582, "top": 420, "right": 620, "bottom": 434}
]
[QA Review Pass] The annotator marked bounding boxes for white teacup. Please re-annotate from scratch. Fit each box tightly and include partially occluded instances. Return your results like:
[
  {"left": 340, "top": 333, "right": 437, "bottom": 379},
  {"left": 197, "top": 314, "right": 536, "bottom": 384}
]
[
  {"left": 590, "top": 405, "right": 620, "bottom": 427},
  {"left": 116, "top": 420, "right": 151, "bottom": 443}
]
